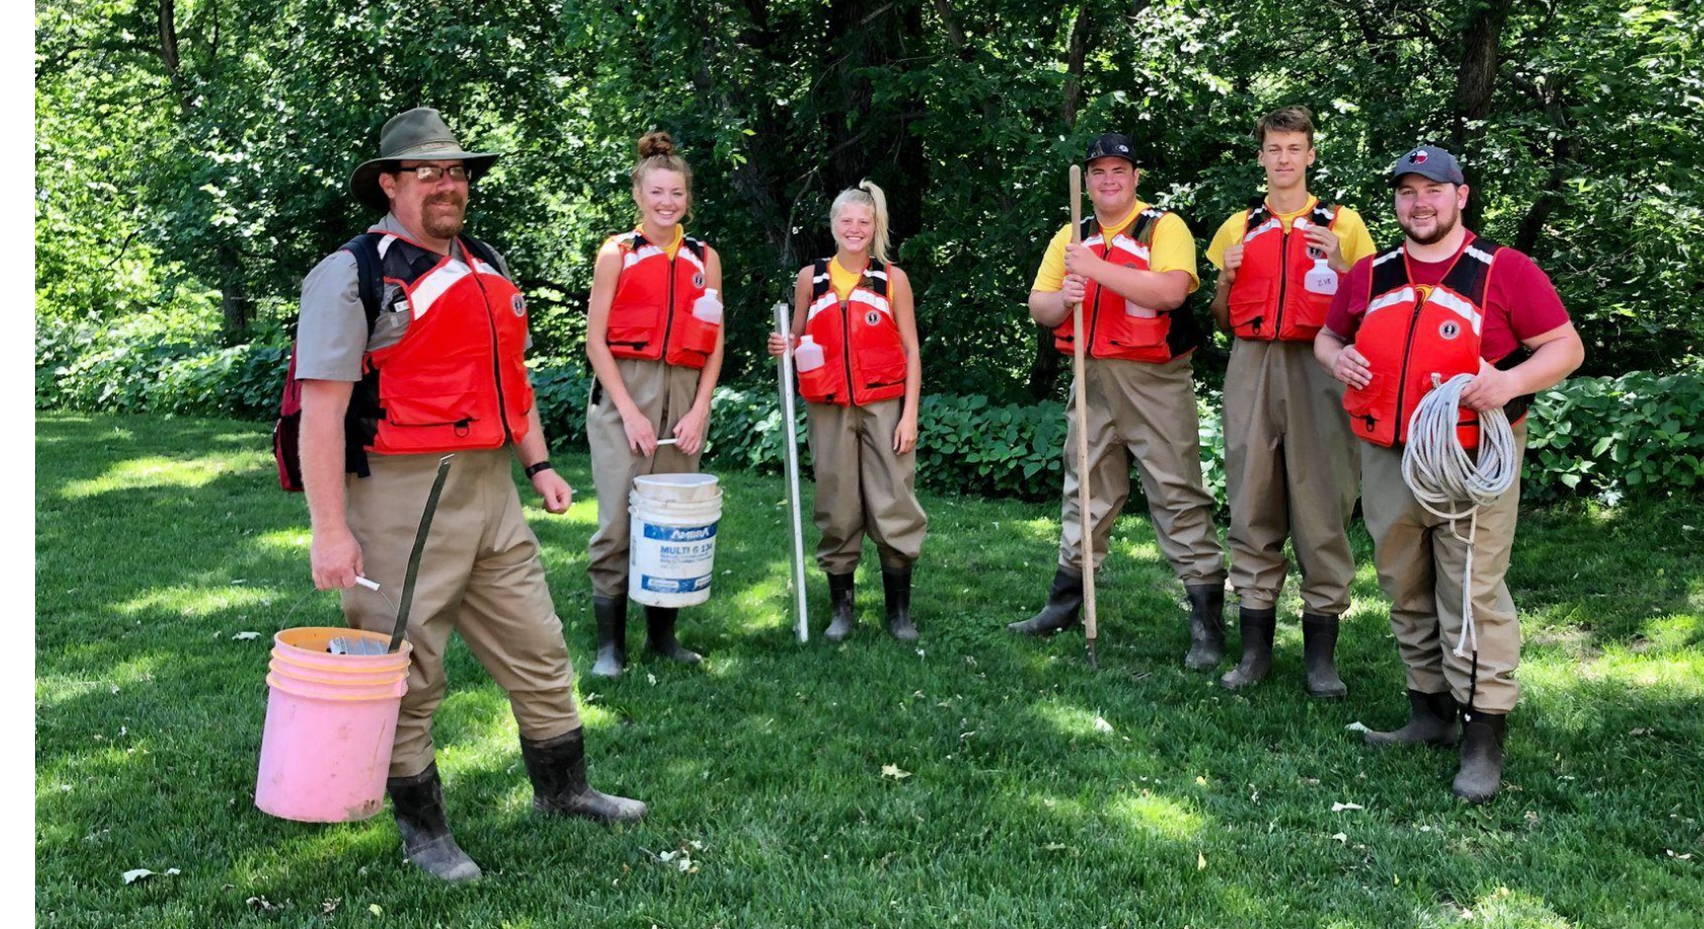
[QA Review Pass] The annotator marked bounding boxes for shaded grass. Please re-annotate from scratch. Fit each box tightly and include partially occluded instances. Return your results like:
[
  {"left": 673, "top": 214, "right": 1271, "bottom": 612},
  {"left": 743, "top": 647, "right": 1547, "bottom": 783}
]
[{"left": 35, "top": 413, "right": 1704, "bottom": 928}]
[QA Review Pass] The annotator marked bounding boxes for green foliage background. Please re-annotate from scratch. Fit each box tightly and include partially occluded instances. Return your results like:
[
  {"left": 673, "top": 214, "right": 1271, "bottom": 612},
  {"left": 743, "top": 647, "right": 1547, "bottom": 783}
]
[{"left": 35, "top": 0, "right": 1704, "bottom": 403}]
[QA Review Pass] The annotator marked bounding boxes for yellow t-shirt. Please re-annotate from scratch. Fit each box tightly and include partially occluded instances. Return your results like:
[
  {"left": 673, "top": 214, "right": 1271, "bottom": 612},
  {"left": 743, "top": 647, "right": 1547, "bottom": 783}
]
[
  {"left": 602, "top": 224, "right": 686, "bottom": 260},
  {"left": 1031, "top": 201, "right": 1200, "bottom": 294},
  {"left": 1205, "top": 197, "right": 1375, "bottom": 271},
  {"left": 657, "top": 224, "right": 684, "bottom": 260},
  {"left": 829, "top": 256, "right": 867, "bottom": 302}
]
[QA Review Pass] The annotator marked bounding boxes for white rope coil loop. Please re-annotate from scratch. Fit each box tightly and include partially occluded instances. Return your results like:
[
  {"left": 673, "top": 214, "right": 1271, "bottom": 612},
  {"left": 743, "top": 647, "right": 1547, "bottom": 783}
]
[{"left": 1400, "top": 373, "right": 1518, "bottom": 659}]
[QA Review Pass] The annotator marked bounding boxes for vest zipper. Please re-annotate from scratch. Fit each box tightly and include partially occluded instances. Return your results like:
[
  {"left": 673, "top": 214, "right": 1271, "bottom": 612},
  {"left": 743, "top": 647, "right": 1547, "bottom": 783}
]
[
  {"left": 659, "top": 252, "right": 679, "bottom": 434},
  {"left": 1272, "top": 220, "right": 1291, "bottom": 340},
  {"left": 1083, "top": 236, "right": 1109, "bottom": 356},
  {"left": 1392, "top": 292, "right": 1426, "bottom": 444},
  {"left": 840, "top": 295, "right": 858, "bottom": 406},
  {"left": 467, "top": 247, "right": 515, "bottom": 445}
]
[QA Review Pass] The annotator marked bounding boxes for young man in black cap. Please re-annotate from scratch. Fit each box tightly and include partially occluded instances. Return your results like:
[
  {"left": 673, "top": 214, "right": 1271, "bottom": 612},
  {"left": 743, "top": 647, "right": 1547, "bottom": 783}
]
[
  {"left": 1010, "top": 133, "right": 1227, "bottom": 658},
  {"left": 1314, "top": 144, "right": 1583, "bottom": 801},
  {"left": 295, "top": 107, "right": 646, "bottom": 881}
]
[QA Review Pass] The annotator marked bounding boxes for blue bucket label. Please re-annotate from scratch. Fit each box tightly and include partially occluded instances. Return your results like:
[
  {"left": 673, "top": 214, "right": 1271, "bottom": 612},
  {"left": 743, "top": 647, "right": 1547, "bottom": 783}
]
[
  {"left": 642, "top": 523, "right": 717, "bottom": 542},
  {"left": 639, "top": 573, "right": 712, "bottom": 594}
]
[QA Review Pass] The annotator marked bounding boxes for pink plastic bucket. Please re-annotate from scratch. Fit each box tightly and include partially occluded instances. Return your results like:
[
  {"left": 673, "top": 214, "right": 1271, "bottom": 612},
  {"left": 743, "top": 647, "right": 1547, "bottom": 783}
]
[{"left": 255, "top": 627, "right": 413, "bottom": 823}]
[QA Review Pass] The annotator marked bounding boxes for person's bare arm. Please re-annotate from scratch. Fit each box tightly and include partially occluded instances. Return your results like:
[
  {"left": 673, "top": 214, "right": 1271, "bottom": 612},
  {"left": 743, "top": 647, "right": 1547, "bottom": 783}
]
[
  {"left": 585, "top": 243, "right": 657, "bottom": 456},
  {"left": 891, "top": 266, "right": 922, "bottom": 454},
  {"left": 300, "top": 379, "right": 362, "bottom": 589},
  {"left": 1459, "top": 322, "right": 1585, "bottom": 412},
  {"left": 672, "top": 247, "right": 724, "bottom": 455}
]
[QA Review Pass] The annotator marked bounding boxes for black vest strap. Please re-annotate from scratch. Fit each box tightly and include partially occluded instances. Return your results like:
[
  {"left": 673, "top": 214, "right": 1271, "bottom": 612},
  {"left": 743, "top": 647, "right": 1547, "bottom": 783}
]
[{"left": 811, "top": 257, "right": 887, "bottom": 301}]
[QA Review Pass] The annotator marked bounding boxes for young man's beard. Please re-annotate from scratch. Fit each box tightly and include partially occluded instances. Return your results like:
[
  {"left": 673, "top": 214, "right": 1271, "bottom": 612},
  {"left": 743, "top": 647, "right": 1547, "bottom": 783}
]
[
  {"left": 422, "top": 194, "right": 467, "bottom": 239},
  {"left": 1401, "top": 206, "right": 1459, "bottom": 246}
]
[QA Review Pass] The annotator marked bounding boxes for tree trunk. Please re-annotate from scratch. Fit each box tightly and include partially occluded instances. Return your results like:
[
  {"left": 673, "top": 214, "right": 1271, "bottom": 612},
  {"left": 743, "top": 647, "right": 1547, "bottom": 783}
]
[{"left": 1452, "top": 0, "right": 1515, "bottom": 229}]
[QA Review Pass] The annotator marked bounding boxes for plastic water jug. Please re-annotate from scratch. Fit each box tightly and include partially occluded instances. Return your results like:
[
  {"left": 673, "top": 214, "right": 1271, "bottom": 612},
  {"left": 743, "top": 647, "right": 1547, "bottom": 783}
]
[
  {"left": 795, "top": 335, "right": 825, "bottom": 372},
  {"left": 693, "top": 288, "right": 723, "bottom": 325}
]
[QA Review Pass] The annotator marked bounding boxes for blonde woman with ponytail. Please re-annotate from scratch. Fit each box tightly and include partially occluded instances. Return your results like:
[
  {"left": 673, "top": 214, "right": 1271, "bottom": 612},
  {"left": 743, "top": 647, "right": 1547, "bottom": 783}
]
[
  {"left": 585, "top": 131, "right": 724, "bottom": 676},
  {"left": 767, "top": 180, "right": 927, "bottom": 642}
]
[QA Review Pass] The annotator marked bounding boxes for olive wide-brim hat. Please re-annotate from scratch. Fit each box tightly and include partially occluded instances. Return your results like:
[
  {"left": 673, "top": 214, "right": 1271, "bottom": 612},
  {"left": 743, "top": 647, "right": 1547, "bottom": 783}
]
[{"left": 348, "top": 107, "right": 502, "bottom": 212}]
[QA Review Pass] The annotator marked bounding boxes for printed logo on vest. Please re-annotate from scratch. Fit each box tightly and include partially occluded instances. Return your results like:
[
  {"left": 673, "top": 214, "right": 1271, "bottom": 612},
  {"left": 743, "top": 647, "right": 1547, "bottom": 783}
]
[
  {"left": 864, "top": 310, "right": 881, "bottom": 327},
  {"left": 1438, "top": 320, "right": 1461, "bottom": 340},
  {"left": 511, "top": 294, "right": 526, "bottom": 317},
  {"left": 693, "top": 272, "right": 705, "bottom": 289}
]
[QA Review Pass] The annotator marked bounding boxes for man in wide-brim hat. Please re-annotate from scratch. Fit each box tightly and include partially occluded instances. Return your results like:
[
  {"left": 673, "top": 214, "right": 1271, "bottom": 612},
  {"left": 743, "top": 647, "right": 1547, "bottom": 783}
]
[{"left": 291, "top": 106, "right": 647, "bottom": 883}]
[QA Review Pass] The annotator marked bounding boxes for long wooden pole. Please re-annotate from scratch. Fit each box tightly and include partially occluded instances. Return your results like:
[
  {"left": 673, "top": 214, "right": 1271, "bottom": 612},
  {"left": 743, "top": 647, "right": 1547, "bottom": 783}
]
[{"left": 1063, "top": 161, "right": 1104, "bottom": 668}]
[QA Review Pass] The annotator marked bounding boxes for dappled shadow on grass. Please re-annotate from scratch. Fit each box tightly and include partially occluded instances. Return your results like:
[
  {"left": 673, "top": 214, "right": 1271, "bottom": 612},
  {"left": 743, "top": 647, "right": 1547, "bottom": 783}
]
[{"left": 35, "top": 414, "right": 1704, "bottom": 928}]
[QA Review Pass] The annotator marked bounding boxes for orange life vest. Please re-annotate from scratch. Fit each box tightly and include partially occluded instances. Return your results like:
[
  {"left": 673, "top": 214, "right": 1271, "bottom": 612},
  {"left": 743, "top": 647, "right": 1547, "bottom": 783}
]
[
  {"left": 1226, "top": 199, "right": 1341, "bottom": 342},
  {"left": 1051, "top": 208, "right": 1190, "bottom": 363},
  {"left": 604, "top": 229, "right": 718, "bottom": 369},
  {"left": 796, "top": 258, "right": 908, "bottom": 406}
]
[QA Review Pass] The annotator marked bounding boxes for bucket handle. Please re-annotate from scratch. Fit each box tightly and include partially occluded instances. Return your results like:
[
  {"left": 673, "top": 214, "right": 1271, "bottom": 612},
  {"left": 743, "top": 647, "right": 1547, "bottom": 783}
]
[
  {"left": 274, "top": 455, "right": 451, "bottom": 652},
  {"left": 389, "top": 454, "right": 454, "bottom": 653}
]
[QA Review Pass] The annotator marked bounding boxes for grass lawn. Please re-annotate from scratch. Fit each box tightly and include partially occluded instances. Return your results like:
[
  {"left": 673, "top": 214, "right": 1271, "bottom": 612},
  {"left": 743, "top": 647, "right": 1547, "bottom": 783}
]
[{"left": 35, "top": 412, "right": 1704, "bottom": 928}]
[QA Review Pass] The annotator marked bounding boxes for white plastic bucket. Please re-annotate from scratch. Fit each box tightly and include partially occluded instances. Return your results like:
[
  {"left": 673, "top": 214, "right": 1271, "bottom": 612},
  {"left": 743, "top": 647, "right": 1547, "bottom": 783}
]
[{"left": 628, "top": 473, "right": 723, "bottom": 607}]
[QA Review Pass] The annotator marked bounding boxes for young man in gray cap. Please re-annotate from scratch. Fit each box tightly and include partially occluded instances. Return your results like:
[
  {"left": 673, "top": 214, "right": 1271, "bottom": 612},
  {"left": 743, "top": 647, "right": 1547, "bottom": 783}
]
[
  {"left": 1314, "top": 144, "right": 1583, "bottom": 801},
  {"left": 295, "top": 107, "right": 645, "bottom": 882},
  {"left": 1010, "top": 132, "right": 1227, "bottom": 657}
]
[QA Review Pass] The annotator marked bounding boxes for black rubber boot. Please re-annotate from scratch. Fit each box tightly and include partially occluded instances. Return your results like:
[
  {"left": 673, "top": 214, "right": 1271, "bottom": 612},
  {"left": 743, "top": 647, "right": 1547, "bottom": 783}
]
[
  {"left": 825, "top": 571, "right": 857, "bottom": 642},
  {"left": 1007, "top": 566, "right": 1084, "bottom": 636},
  {"left": 519, "top": 728, "right": 648, "bottom": 823},
  {"left": 1364, "top": 690, "right": 1459, "bottom": 747},
  {"left": 1182, "top": 584, "right": 1226, "bottom": 670},
  {"left": 1302, "top": 612, "right": 1348, "bottom": 698},
  {"left": 644, "top": 605, "right": 701, "bottom": 664},
  {"left": 1219, "top": 606, "right": 1276, "bottom": 690},
  {"left": 590, "top": 594, "right": 627, "bottom": 678},
  {"left": 882, "top": 566, "right": 918, "bottom": 641},
  {"left": 386, "top": 763, "right": 482, "bottom": 883},
  {"left": 1451, "top": 708, "right": 1508, "bottom": 803}
]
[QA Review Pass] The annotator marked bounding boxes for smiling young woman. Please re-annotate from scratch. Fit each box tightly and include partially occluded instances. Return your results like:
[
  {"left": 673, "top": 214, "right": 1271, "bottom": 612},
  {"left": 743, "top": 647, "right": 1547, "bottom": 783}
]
[{"left": 583, "top": 131, "right": 726, "bottom": 677}]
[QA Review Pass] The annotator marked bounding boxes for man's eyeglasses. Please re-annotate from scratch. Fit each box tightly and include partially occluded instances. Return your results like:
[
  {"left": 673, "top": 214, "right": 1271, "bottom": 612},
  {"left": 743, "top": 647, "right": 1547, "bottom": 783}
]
[{"left": 393, "top": 164, "right": 471, "bottom": 184}]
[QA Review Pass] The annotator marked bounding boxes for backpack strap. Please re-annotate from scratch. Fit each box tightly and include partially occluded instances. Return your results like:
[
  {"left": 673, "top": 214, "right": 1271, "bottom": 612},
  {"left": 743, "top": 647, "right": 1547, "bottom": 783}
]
[
  {"left": 337, "top": 232, "right": 384, "bottom": 481},
  {"left": 459, "top": 235, "right": 505, "bottom": 277},
  {"left": 340, "top": 233, "right": 384, "bottom": 334}
]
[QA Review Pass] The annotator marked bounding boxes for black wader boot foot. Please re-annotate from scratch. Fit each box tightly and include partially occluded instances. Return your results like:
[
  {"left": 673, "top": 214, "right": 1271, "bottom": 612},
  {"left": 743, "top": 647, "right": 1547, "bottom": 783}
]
[
  {"left": 1182, "top": 583, "right": 1227, "bottom": 670},
  {"left": 1451, "top": 708, "right": 1507, "bottom": 803},
  {"left": 1219, "top": 606, "right": 1277, "bottom": 690},
  {"left": 882, "top": 566, "right": 919, "bottom": 641},
  {"left": 520, "top": 728, "right": 647, "bottom": 823},
  {"left": 644, "top": 605, "right": 701, "bottom": 664},
  {"left": 590, "top": 593, "right": 627, "bottom": 678},
  {"left": 1302, "top": 612, "right": 1348, "bottom": 698},
  {"left": 1364, "top": 690, "right": 1459, "bottom": 747},
  {"left": 387, "top": 763, "right": 483, "bottom": 883},
  {"left": 1008, "top": 566, "right": 1084, "bottom": 636},
  {"left": 825, "top": 571, "right": 857, "bottom": 642}
]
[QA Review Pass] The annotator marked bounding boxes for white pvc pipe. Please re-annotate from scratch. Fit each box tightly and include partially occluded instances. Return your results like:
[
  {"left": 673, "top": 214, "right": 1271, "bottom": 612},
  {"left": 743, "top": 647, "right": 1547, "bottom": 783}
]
[{"left": 775, "top": 302, "right": 811, "bottom": 642}]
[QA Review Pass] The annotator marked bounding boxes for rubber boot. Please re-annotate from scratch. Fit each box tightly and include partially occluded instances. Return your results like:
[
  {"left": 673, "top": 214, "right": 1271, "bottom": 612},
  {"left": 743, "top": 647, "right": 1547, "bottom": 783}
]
[
  {"left": 1007, "top": 566, "right": 1083, "bottom": 636},
  {"left": 1219, "top": 606, "right": 1276, "bottom": 690},
  {"left": 519, "top": 728, "right": 648, "bottom": 823},
  {"left": 882, "top": 566, "right": 918, "bottom": 641},
  {"left": 589, "top": 594, "right": 627, "bottom": 678},
  {"left": 825, "top": 571, "right": 856, "bottom": 642},
  {"left": 386, "top": 763, "right": 482, "bottom": 883},
  {"left": 1451, "top": 708, "right": 1508, "bottom": 803},
  {"left": 1363, "top": 690, "right": 1459, "bottom": 747},
  {"left": 1182, "top": 584, "right": 1226, "bottom": 670},
  {"left": 644, "top": 605, "right": 701, "bottom": 664},
  {"left": 1301, "top": 612, "right": 1348, "bottom": 698}
]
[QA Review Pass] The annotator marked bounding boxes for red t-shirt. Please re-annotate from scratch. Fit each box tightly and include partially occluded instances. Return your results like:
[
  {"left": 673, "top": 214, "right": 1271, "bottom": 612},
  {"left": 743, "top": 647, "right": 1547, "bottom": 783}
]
[{"left": 1325, "top": 233, "right": 1570, "bottom": 363}]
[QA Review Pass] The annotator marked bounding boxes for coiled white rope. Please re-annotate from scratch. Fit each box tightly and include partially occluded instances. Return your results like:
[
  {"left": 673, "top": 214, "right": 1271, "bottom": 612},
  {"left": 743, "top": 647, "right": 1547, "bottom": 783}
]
[{"left": 1400, "top": 373, "right": 1519, "bottom": 661}]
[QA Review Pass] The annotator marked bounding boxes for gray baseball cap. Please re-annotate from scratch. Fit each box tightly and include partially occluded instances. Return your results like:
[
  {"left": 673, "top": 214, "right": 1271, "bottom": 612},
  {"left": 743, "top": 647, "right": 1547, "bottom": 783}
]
[{"left": 1389, "top": 144, "right": 1465, "bottom": 187}]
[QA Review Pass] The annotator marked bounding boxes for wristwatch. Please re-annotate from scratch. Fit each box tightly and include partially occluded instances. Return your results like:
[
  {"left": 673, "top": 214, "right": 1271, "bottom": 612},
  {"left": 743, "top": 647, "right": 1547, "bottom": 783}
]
[{"left": 524, "top": 459, "right": 553, "bottom": 479}]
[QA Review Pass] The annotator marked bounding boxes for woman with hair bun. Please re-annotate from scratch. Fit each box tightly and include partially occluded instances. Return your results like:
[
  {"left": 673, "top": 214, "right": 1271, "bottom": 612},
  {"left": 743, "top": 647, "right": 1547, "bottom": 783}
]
[
  {"left": 768, "top": 180, "right": 927, "bottom": 642},
  {"left": 584, "top": 131, "right": 724, "bottom": 676}
]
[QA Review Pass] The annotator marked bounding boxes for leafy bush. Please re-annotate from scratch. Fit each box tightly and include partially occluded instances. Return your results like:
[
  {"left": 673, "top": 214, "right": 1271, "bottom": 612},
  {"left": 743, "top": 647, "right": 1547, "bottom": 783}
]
[{"left": 35, "top": 325, "right": 1699, "bottom": 506}]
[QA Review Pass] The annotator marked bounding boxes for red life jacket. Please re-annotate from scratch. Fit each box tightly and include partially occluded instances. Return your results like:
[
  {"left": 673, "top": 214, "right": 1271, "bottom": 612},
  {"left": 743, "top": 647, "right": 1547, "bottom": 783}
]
[
  {"left": 1344, "top": 237, "right": 1529, "bottom": 449},
  {"left": 796, "top": 258, "right": 908, "bottom": 406},
  {"left": 604, "top": 229, "right": 718, "bottom": 369},
  {"left": 1051, "top": 208, "right": 1190, "bottom": 363},
  {"left": 1226, "top": 199, "right": 1341, "bottom": 342},
  {"left": 355, "top": 230, "right": 535, "bottom": 456}
]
